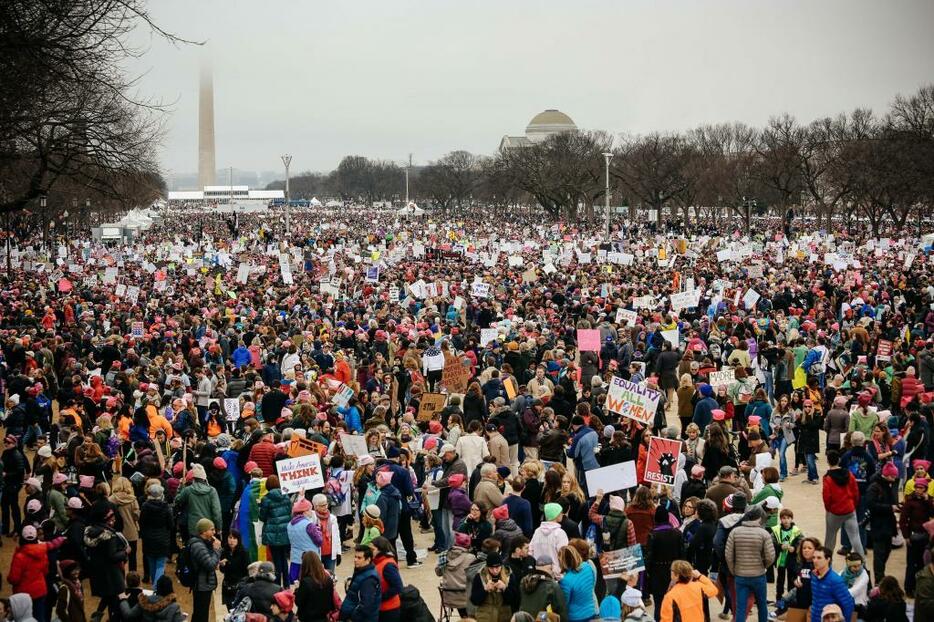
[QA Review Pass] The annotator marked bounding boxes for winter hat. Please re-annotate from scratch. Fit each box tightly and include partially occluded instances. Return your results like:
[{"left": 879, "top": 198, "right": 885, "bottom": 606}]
[
  {"left": 882, "top": 462, "right": 899, "bottom": 479},
  {"left": 491, "top": 505, "right": 509, "bottom": 521},
  {"left": 603, "top": 425, "right": 616, "bottom": 438},
  {"left": 212, "top": 457, "right": 227, "bottom": 470},
  {"left": 195, "top": 518, "right": 215, "bottom": 534},
  {"left": 26, "top": 499, "right": 42, "bottom": 513},
  {"left": 712, "top": 409, "right": 726, "bottom": 421},
  {"left": 747, "top": 415, "right": 761, "bottom": 426},
  {"left": 244, "top": 461, "right": 259, "bottom": 474},
  {"left": 273, "top": 590, "right": 295, "bottom": 612},
  {"left": 833, "top": 396, "right": 848, "bottom": 407},
  {"left": 496, "top": 466, "right": 511, "bottom": 480},
  {"left": 376, "top": 471, "right": 393, "bottom": 487},
  {"left": 358, "top": 455, "right": 375, "bottom": 467},
  {"left": 185, "top": 471, "right": 195, "bottom": 483},
  {"left": 147, "top": 484, "right": 164, "bottom": 500},
  {"left": 601, "top": 595, "right": 623, "bottom": 620},
  {"left": 448, "top": 473, "right": 465, "bottom": 488},
  {"left": 293, "top": 498, "right": 312, "bottom": 514},
  {"left": 699, "top": 383, "right": 713, "bottom": 397},
  {"left": 441, "top": 443, "right": 456, "bottom": 455},
  {"left": 66, "top": 497, "right": 84, "bottom": 510},
  {"left": 53, "top": 472, "right": 68, "bottom": 486},
  {"left": 364, "top": 505, "right": 381, "bottom": 519},
  {"left": 454, "top": 532, "right": 472, "bottom": 548},
  {"left": 190, "top": 463, "right": 207, "bottom": 480},
  {"left": 424, "top": 437, "right": 438, "bottom": 451},
  {"left": 915, "top": 460, "right": 932, "bottom": 471},
  {"left": 621, "top": 587, "right": 644, "bottom": 608},
  {"left": 385, "top": 444, "right": 401, "bottom": 459},
  {"left": 37, "top": 445, "right": 53, "bottom": 458},
  {"left": 485, "top": 552, "right": 503, "bottom": 567},
  {"left": 156, "top": 575, "right": 174, "bottom": 597},
  {"left": 214, "top": 433, "right": 232, "bottom": 449},
  {"left": 172, "top": 462, "right": 184, "bottom": 477},
  {"left": 24, "top": 477, "right": 41, "bottom": 490},
  {"left": 914, "top": 479, "right": 930, "bottom": 493},
  {"left": 857, "top": 391, "right": 872, "bottom": 406},
  {"left": 691, "top": 465, "right": 705, "bottom": 479},
  {"left": 608, "top": 495, "right": 626, "bottom": 513},
  {"left": 763, "top": 496, "right": 781, "bottom": 510},
  {"left": 544, "top": 502, "right": 562, "bottom": 521},
  {"left": 428, "top": 420, "right": 443, "bottom": 434},
  {"left": 21, "top": 525, "right": 37, "bottom": 541},
  {"left": 654, "top": 506, "right": 670, "bottom": 525},
  {"left": 822, "top": 604, "right": 843, "bottom": 619}
]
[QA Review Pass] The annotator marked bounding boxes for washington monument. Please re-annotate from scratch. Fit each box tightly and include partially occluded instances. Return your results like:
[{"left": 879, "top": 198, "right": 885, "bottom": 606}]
[{"left": 198, "top": 60, "right": 216, "bottom": 187}]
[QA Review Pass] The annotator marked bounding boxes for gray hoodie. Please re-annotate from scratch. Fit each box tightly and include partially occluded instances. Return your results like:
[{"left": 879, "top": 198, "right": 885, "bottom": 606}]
[{"left": 10, "top": 593, "right": 37, "bottom": 622}]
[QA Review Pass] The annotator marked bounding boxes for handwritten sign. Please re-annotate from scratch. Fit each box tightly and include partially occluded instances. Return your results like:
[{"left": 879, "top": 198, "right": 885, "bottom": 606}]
[
  {"left": 442, "top": 357, "right": 471, "bottom": 393},
  {"left": 708, "top": 369, "right": 736, "bottom": 388},
  {"left": 222, "top": 398, "right": 240, "bottom": 421},
  {"left": 471, "top": 282, "right": 491, "bottom": 299},
  {"left": 417, "top": 393, "right": 447, "bottom": 422},
  {"left": 276, "top": 454, "right": 325, "bottom": 493},
  {"left": 480, "top": 328, "right": 498, "bottom": 347},
  {"left": 339, "top": 433, "right": 369, "bottom": 458},
  {"left": 616, "top": 308, "right": 637, "bottom": 327},
  {"left": 605, "top": 377, "right": 662, "bottom": 425}
]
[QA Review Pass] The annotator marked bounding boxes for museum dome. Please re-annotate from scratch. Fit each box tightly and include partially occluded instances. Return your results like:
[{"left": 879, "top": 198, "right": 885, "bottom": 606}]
[{"left": 525, "top": 109, "right": 577, "bottom": 142}]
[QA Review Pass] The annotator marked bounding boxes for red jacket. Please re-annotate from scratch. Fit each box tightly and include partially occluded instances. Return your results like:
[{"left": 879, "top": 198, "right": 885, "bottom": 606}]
[
  {"left": 901, "top": 376, "right": 923, "bottom": 408},
  {"left": 249, "top": 440, "right": 280, "bottom": 477},
  {"left": 822, "top": 468, "right": 860, "bottom": 515},
  {"left": 8, "top": 538, "right": 64, "bottom": 598}
]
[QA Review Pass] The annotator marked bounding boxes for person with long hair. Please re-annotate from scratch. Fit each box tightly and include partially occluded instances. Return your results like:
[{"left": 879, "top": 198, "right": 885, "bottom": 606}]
[
  {"left": 219, "top": 529, "right": 250, "bottom": 608},
  {"left": 864, "top": 576, "right": 908, "bottom": 622},
  {"left": 625, "top": 486, "right": 657, "bottom": 548},
  {"left": 775, "top": 537, "right": 820, "bottom": 615},
  {"left": 559, "top": 473, "right": 586, "bottom": 525},
  {"left": 294, "top": 550, "right": 338, "bottom": 622},
  {"left": 677, "top": 374, "right": 697, "bottom": 435},
  {"left": 796, "top": 398, "right": 821, "bottom": 483},
  {"left": 701, "top": 423, "right": 736, "bottom": 482},
  {"left": 558, "top": 545, "right": 597, "bottom": 622}
]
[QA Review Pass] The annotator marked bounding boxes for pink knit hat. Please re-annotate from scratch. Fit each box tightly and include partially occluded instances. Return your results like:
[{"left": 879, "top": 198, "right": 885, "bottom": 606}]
[{"left": 376, "top": 470, "right": 393, "bottom": 487}]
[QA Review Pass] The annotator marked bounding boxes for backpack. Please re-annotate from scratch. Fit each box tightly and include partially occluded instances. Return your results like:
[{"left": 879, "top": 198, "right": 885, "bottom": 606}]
[
  {"left": 176, "top": 541, "right": 195, "bottom": 589},
  {"left": 601, "top": 513, "right": 631, "bottom": 552},
  {"left": 326, "top": 473, "right": 347, "bottom": 508},
  {"left": 400, "top": 585, "right": 435, "bottom": 622}
]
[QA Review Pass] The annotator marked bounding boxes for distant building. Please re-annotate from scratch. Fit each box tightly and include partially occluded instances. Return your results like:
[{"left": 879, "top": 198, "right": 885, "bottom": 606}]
[
  {"left": 167, "top": 185, "right": 284, "bottom": 203},
  {"left": 499, "top": 109, "right": 577, "bottom": 150}
]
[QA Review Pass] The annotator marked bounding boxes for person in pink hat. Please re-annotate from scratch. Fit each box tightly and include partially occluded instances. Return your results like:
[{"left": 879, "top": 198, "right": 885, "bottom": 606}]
[{"left": 287, "top": 497, "right": 323, "bottom": 583}]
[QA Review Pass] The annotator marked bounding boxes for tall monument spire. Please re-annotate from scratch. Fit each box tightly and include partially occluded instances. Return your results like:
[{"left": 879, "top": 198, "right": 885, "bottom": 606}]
[{"left": 198, "top": 58, "right": 216, "bottom": 188}]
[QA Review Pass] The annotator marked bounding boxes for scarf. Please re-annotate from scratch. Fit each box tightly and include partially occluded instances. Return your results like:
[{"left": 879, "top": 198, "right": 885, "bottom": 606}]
[
  {"left": 840, "top": 565, "right": 863, "bottom": 587},
  {"left": 316, "top": 508, "right": 332, "bottom": 556}
]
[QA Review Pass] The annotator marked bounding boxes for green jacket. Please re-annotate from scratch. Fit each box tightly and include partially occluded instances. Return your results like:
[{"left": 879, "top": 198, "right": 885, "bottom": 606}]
[
  {"left": 258, "top": 488, "right": 292, "bottom": 546},
  {"left": 175, "top": 481, "right": 222, "bottom": 536},
  {"left": 771, "top": 523, "right": 802, "bottom": 567},
  {"left": 49, "top": 488, "right": 68, "bottom": 531},
  {"left": 518, "top": 571, "right": 568, "bottom": 621},
  {"left": 752, "top": 484, "right": 784, "bottom": 529}
]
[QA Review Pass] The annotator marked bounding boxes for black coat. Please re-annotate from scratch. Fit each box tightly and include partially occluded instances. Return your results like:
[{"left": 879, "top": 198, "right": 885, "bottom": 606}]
[
  {"left": 796, "top": 413, "right": 822, "bottom": 454},
  {"left": 295, "top": 576, "right": 337, "bottom": 622},
  {"left": 865, "top": 477, "right": 898, "bottom": 538},
  {"left": 645, "top": 526, "right": 684, "bottom": 596},
  {"left": 139, "top": 499, "right": 174, "bottom": 557},
  {"left": 84, "top": 523, "right": 129, "bottom": 597},
  {"left": 235, "top": 574, "right": 280, "bottom": 616},
  {"left": 463, "top": 393, "right": 487, "bottom": 427}
]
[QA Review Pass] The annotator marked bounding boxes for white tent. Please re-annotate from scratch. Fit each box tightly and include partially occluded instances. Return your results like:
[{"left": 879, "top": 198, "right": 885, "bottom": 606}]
[
  {"left": 310, "top": 197, "right": 322, "bottom": 207},
  {"left": 325, "top": 199, "right": 342, "bottom": 208},
  {"left": 397, "top": 202, "right": 425, "bottom": 216}
]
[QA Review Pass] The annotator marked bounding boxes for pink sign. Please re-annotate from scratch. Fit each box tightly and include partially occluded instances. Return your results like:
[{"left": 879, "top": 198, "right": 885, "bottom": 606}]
[{"left": 577, "top": 329, "right": 601, "bottom": 352}]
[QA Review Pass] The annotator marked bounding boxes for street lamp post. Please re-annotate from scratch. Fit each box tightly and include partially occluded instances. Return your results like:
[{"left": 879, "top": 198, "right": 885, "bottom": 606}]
[
  {"left": 281, "top": 155, "right": 292, "bottom": 234},
  {"left": 71, "top": 197, "right": 77, "bottom": 238},
  {"left": 602, "top": 152, "right": 613, "bottom": 242},
  {"left": 85, "top": 198, "right": 90, "bottom": 233},
  {"left": 40, "top": 195, "right": 47, "bottom": 249}
]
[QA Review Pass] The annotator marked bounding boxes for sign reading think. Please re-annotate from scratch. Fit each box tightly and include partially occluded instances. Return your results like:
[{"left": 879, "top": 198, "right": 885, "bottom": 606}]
[
  {"left": 644, "top": 437, "right": 683, "bottom": 486},
  {"left": 442, "top": 357, "right": 471, "bottom": 393},
  {"left": 417, "top": 393, "right": 447, "bottom": 422},
  {"left": 605, "top": 377, "right": 662, "bottom": 425},
  {"left": 276, "top": 454, "right": 325, "bottom": 493}
]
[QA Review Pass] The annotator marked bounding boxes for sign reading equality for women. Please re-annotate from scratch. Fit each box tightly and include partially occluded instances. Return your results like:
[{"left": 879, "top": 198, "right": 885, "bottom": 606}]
[
  {"left": 276, "top": 453, "right": 325, "bottom": 493},
  {"left": 605, "top": 377, "right": 662, "bottom": 425}
]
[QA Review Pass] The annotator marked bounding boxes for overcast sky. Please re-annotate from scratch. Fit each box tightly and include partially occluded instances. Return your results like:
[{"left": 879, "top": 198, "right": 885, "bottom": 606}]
[{"left": 128, "top": 0, "right": 934, "bottom": 178}]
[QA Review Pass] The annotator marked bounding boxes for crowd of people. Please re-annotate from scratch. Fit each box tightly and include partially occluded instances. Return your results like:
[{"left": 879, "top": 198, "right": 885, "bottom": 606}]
[{"left": 0, "top": 204, "right": 932, "bottom": 622}]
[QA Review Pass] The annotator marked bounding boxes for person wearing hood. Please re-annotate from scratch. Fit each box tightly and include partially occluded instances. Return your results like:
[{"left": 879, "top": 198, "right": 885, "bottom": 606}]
[
  {"left": 374, "top": 470, "right": 402, "bottom": 548},
  {"left": 207, "top": 456, "right": 237, "bottom": 537},
  {"left": 822, "top": 450, "right": 865, "bottom": 556},
  {"left": 725, "top": 506, "right": 776, "bottom": 622},
  {"left": 119, "top": 575, "right": 185, "bottom": 622},
  {"left": 188, "top": 517, "right": 222, "bottom": 622},
  {"left": 139, "top": 484, "right": 174, "bottom": 585},
  {"left": 8, "top": 524, "right": 65, "bottom": 622},
  {"left": 9, "top": 593, "right": 38, "bottom": 622},
  {"left": 55, "top": 559, "right": 87, "bottom": 622},
  {"left": 438, "top": 532, "right": 477, "bottom": 615},
  {"left": 620, "top": 587, "right": 652, "bottom": 622},
  {"left": 109, "top": 475, "right": 141, "bottom": 576},
  {"left": 646, "top": 506, "right": 684, "bottom": 620},
  {"left": 84, "top": 501, "right": 130, "bottom": 622},
  {"left": 529, "top": 503, "right": 569, "bottom": 576},
  {"left": 692, "top": 384, "right": 718, "bottom": 432},
  {"left": 518, "top": 555, "right": 568, "bottom": 620},
  {"left": 174, "top": 462, "right": 222, "bottom": 540},
  {"left": 233, "top": 561, "right": 281, "bottom": 618},
  {"left": 491, "top": 504, "right": 523, "bottom": 555},
  {"left": 470, "top": 551, "right": 519, "bottom": 622}
]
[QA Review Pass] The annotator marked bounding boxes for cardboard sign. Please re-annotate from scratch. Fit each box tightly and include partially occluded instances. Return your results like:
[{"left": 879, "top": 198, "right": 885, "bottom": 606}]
[
  {"left": 669, "top": 289, "right": 701, "bottom": 312},
  {"left": 605, "top": 377, "right": 662, "bottom": 425},
  {"left": 616, "top": 308, "right": 638, "bottom": 327},
  {"left": 584, "top": 461, "right": 637, "bottom": 495},
  {"left": 504, "top": 376, "right": 518, "bottom": 400},
  {"left": 288, "top": 436, "right": 328, "bottom": 458},
  {"left": 708, "top": 369, "right": 736, "bottom": 388},
  {"left": 276, "top": 454, "right": 325, "bottom": 493},
  {"left": 577, "top": 329, "right": 601, "bottom": 352},
  {"left": 876, "top": 339, "right": 893, "bottom": 362},
  {"left": 237, "top": 262, "right": 251, "bottom": 284},
  {"left": 130, "top": 321, "right": 144, "bottom": 338},
  {"left": 222, "top": 398, "right": 240, "bottom": 421},
  {"left": 644, "top": 437, "right": 683, "bottom": 486},
  {"left": 600, "top": 545, "right": 646, "bottom": 578},
  {"left": 417, "top": 392, "right": 447, "bottom": 422},
  {"left": 339, "top": 433, "right": 370, "bottom": 458},
  {"left": 442, "top": 357, "right": 471, "bottom": 393}
]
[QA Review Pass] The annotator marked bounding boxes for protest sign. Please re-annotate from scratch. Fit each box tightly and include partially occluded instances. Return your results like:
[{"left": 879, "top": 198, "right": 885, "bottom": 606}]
[
  {"left": 660, "top": 329, "right": 679, "bottom": 348},
  {"left": 644, "top": 437, "right": 683, "bottom": 486},
  {"left": 126, "top": 286, "right": 140, "bottom": 304},
  {"left": 522, "top": 268, "right": 537, "bottom": 284},
  {"left": 104, "top": 267, "right": 118, "bottom": 284},
  {"left": 417, "top": 393, "right": 447, "bottom": 422},
  {"left": 442, "top": 357, "right": 471, "bottom": 393},
  {"left": 584, "top": 461, "right": 637, "bottom": 495},
  {"left": 600, "top": 545, "right": 646, "bottom": 578},
  {"left": 480, "top": 328, "right": 498, "bottom": 347},
  {"left": 237, "top": 262, "right": 250, "bottom": 284},
  {"left": 605, "top": 377, "right": 662, "bottom": 425},
  {"left": 276, "top": 454, "right": 325, "bottom": 493},
  {"left": 616, "top": 308, "right": 637, "bottom": 327},
  {"left": 504, "top": 377, "right": 518, "bottom": 400},
  {"left": 876, "top": 339, "right": 893, "bottom": 362},
  {"left": 708, "top": 368, "right": 736, "bottom": 388},
  {"left": 669, "top": 289, "right": 701, "bottom": 311},
  {"left": 471, "top": 282, "right": 491, "bottom": 298},
  {"left": 279, "top": 254, "right": 293, "bottom": 285},
  {"left": 331, "top": 383, "right": 354, "bottom": 407},
  {"left": 222, "top": 398, "right": 240, "bottom": 421},
  {"left": 389, "top": 285, "right": 400, "bottom": 300},
  {"left": 577, "top": 329, "right": 601, "bottom": 352},
  {"left": 288, "top": 436, "right": 327, "bottom": 458},
  {"left": 340, "top": 433, "right": 369, "bottom": 458},
  {"left": 365, "top": 265, "right": 380, "bottom": 283},
  {"left": 755, "top": 452, "right": 774, "bottom": 472},
  {"left": 743, "top": 288, "right": 761, "bottom": 310},
  {"left": 131, "top": 321, "right": 144, "bottom": 338}
]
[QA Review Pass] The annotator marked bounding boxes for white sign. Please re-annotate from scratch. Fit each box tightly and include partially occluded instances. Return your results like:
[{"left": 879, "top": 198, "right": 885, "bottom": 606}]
[
  {"left": 585, "top": 461, "right": 638, "bottom": 495},
  {"left": 708, "top": 369, "right": 736, "bottom": 387},
  {"left": 669, "top": 289, "right": 701, "bottom": 312},
  {"left": 126, "top": 286, "right": 140, "bottom": 304},
  {"left": 340, "top": 433, "right": 370, "bottom": 458},
  {"left": 605, "top": 377, "right": 662, "bottom": 425},
  {"left": 223, "top": 398, "right": 240, "bottom": 421},
  {"left": 103, "top": 267, "right": 118, "bottom": 284},
  {"left": 279, "top": 254, "right": 293, "bottom": 285},
  {"left": 616, "top": 308, "right": 638, "bottom": 327},
  {"left": 480, "top": 328, "right": 498, "bottom": 347},
  {"left": 236, "top": 263, "right": 250, "bottom": 284},
  {"left": 471, "top": 282, "right": 491, "bottom": 299},
  {"left": 276, "top": 454, "right": 325, "bottom": 493},
  {"left": 743, "top": 288, "right": 761, "bottom": 310},
  {"left": 661, "top": 329, "right": 680, "bottom": 348}
]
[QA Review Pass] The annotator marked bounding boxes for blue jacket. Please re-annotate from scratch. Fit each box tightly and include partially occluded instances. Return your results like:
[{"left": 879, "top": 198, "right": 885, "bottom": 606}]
[
  {"left": 379, "top": 463, "right": 415, "bottom": 500},
  {"left": 809, "top": 568, "right": 854, "bottom": 622},
  {"left": 559, "top": 561, "right": 597, "bottom": 621},
  {"left": 692, "top": 396, "right": 719, "bottom": 431},
  {"left": 375, "top": 484, "right": 402, "bottom": 540},
  {"left": 231, "top": 347, "right": 251, "bottom": 369},
  {"left": 567, "top": 426, "right": 600, "bottom": 472},
  {"left": 340, "top": 564, "right": 381, "bottom": 622},
  {"left": 339, "top": 405, "right": 363, "bottom": 434},
  {"left": 503, "top": 494, "right": 533, "bottom": 537}
]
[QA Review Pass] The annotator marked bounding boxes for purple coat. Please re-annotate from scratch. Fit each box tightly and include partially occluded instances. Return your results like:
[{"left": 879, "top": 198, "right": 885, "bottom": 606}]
[{"left": 448, "top": 487, "right": 472, "bottom": 529}]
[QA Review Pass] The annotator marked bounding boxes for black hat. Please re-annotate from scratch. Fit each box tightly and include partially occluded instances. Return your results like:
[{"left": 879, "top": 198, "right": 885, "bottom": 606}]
[{"left": 485, "top": 552, "right": 503, "bottom": 567}]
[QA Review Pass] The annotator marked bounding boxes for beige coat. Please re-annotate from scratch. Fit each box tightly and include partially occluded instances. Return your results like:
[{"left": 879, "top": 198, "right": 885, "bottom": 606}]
[
  {"left": 487, "top": 432, "right": 510, "bottom": 468},
  {"left": 109, "top": 477, "right": 141, "bottom": 541}
]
